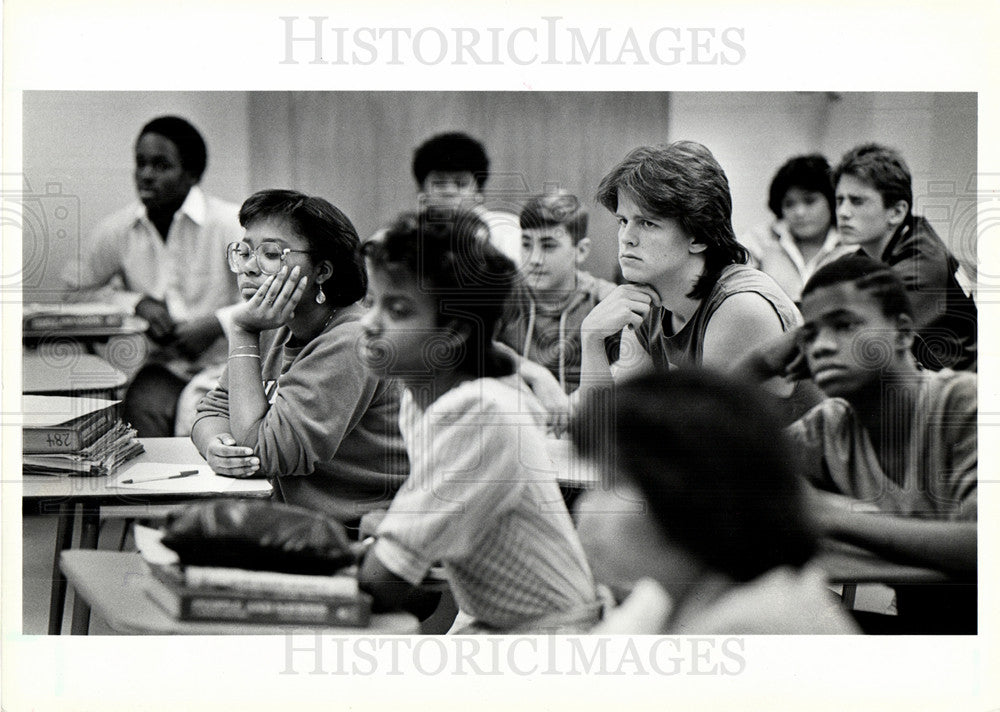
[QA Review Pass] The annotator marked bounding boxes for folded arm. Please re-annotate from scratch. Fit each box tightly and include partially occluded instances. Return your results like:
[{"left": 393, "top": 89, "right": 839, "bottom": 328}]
[{"left": 816, "top": 505, "right": 976, "bottom": 577}]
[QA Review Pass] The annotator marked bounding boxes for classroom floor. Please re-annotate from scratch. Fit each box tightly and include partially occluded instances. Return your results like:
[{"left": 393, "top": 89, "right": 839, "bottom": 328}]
[{"left": 23, "top": 514, "right": 127, "bottom": 635}]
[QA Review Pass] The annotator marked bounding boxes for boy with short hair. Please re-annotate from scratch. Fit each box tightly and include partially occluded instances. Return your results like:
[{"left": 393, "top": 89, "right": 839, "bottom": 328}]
[
  {"left": 739, "top": 253, "right": 977, "bottom": 633},
  {"left": 410, "top": 131, "right": 521, "bottom": 263},
  {"left": 496, "top": 191, "right": 615, "bottom": 393},
  {"left": 833, "top": 143, "right": 977, "bottom": 371}
]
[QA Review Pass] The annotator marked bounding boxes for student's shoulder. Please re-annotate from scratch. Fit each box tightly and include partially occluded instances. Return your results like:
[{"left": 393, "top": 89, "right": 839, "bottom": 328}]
[
  {"left": 434, "top": 376, "right": 545, "bottom": 426},
  {"left": 711, "top": 265, "right": 800, "bottom": 328},
  {"left": 692, "top": 566, "right": 859, "bottom": 634},
  {"left": 789, "top": 396, "right": 853, "bottom": 438},
  {"left": 929, "top": 368, "right": 977, "bottom": 412},
  {"left": 298, "top": 306, "right": 370, "bottom": 358},
  {"left": 437, "top": 376, "right": 517, "bottom": 409},
  {"left": 888, "top": 216, "right": 952, "bottom": 264},
  {"left": 92, "top": 202, "right": 143, "bottom": 236},
  {"left": 706, "top": 289, "right": 789, "bottom": 342}
]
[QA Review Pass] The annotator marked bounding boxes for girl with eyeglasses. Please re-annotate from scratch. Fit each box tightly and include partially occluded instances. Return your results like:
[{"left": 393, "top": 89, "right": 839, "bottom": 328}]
[{"left": 191, "top": 189, "right": 408, "bottom": 534}]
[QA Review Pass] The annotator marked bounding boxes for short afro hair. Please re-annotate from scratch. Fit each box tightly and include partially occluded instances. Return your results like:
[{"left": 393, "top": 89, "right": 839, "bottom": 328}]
[
  {"left": 412, "top": 132, "right": 490, "bottom": 191},
  {"left": 138, "top": 116, "right": 208, "bottom": 181}
]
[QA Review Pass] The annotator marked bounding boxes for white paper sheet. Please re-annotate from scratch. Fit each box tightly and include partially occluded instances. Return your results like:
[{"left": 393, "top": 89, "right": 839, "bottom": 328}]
[{"left": 110, "top": 463, "right": 273, "bottom": 494}]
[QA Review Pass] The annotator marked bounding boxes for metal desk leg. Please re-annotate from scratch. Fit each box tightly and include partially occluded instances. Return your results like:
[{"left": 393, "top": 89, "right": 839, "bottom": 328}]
[
  {"left": 841, "top": 583, "right": 858, "bottom": 609},
  {"left": 70, "top": 508, "right": 100, "bottom": 635},
  {"left": 47, "top": 502, "right": 76, "bottom": 635}
]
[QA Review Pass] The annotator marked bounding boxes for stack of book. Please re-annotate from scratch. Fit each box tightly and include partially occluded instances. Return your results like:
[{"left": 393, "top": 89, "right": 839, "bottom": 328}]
[
  {"left": 144, "top": 562, "right": 372, "bottom": 627},
  {"left": 22, "top": 395, "right": 144, "bottom": 476},
  {"left": 22, "top": 302, "right": 134, "bottom": 335}
]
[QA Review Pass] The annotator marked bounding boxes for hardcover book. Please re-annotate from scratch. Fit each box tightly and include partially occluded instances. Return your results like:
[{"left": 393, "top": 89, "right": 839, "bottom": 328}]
[
  {"left": 22, "top": 397, "right": 119, "bottom": 454},
  {"left": 144, "top": 565, "right": 372, "bottom": 627}
]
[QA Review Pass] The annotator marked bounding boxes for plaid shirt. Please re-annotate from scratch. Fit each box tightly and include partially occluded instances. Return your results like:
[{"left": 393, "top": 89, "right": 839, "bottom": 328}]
[{"left": 373, "top": 376, "right": 597, "bottom": 631}]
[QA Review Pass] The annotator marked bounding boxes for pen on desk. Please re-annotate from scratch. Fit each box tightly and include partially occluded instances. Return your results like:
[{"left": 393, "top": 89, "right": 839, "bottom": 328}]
[{"left": 120, "top": 469, "right": 199, "bottom": 485}]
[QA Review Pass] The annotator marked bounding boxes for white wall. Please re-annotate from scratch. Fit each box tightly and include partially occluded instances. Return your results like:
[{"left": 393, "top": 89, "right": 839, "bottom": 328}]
[
  {"left": 22, "top": 91, "right": 251, "bottom": 301},
  {"left": 671, "top": 91, "right": 977, "bottom": 275},
  {"left": 670, "top": 91, "right": 834, "bottom": 239}
]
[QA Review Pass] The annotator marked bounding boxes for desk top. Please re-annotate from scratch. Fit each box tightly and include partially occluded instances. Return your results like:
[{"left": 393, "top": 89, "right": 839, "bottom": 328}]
[
  {"left": 547, "top": 438, "right": 598, "bottom": 487},
  {"left": 60, "top": 550, "right": 420, "bottom": 635},
  {"left": 22, "top": 437, "right": 273, "bottom": 505},
  {"left": 813, "top": 539, "right": 952, "bottom": 585},
  {"left": 23, "top": 352, "right": 128, "bottom": 394}
]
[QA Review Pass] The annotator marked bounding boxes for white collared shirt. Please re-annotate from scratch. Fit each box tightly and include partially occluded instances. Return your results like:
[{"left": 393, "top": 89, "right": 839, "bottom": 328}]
[{"left": 61, "top": 186, "right": 243, "bottom": 371}]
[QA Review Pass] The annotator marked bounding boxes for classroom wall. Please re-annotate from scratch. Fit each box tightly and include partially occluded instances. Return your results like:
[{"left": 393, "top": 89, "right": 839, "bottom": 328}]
[
  {"left": 21, "top": 91, "right": 976, "bottom": 298},
  {"left": 670, "top": 91, "right": 977, "bottom": 276},
  {"left": 246, "top": 91, "right": 673, "bottom": 283},
  {"left": 822, "top": 92, "right": 978, "bottom": 276},
  {"left": 21, "top": 91, "right": 251, "bottom": 302}
]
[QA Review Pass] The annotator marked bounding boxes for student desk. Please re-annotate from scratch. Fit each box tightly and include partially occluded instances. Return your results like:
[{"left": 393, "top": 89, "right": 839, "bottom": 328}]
[
  {"left": 22, "top": 314, "right": 148, "bottom": 342},
  {"left": 23, "top": 437, "right": 273, "bottom": 635},
  {"left": 813, "top": 539, "right": 952, "bottom": 608},
  {"left": 23, "top": 311, "right": 149, "bottom": 379},
  {"left": 60, "top": 550, "right": 420, "bottom": 635},
  {"left": 23, "top": 351, "right": 129, "bottom": 398}
]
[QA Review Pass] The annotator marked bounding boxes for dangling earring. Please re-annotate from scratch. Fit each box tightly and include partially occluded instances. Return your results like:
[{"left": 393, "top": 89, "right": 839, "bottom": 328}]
[{"left": 315, "top": 288, "right": 326, "bottom": 305}]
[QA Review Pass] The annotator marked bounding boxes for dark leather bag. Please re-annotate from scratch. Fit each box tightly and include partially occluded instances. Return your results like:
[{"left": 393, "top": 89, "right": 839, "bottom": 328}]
[{"left": 161, "top": 500, "right": 355, "bottom": 574}]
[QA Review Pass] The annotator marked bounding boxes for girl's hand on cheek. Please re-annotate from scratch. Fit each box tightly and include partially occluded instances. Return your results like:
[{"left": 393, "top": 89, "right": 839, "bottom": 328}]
[{"left": 233, "top": 266, "right": 309, "bottom": 333}]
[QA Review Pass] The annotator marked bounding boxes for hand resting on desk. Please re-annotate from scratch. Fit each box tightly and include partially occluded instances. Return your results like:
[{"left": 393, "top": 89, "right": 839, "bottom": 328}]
[{"left": 204, "top": 432, "right": 261, "bottom": 478}]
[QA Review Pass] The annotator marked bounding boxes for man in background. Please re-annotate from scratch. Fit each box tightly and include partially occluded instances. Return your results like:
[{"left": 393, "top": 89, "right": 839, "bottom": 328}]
[{"left": 61, "top": 115, "right": 242, "bottom": 436}]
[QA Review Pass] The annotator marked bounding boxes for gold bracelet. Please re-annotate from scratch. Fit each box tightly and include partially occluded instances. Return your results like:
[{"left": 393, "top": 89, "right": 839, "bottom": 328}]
[{"left": 228, "top": 354, "right": 261, "bottom": 360}]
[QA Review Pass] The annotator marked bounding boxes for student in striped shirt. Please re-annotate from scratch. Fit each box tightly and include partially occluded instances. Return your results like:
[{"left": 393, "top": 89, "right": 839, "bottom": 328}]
[{"left": 357, "top": 209, "right": 599, "bottom": 633}]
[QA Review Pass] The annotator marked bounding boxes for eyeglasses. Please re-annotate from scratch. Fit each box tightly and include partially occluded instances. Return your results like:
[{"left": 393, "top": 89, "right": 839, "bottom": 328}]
[{"left": 227, "top": 242, "right": 310, "bottom": 275}]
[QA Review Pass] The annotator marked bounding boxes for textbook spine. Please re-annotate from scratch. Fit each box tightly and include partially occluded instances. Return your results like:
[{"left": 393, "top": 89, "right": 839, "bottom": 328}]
[
  {"left": 146, "top": 577, "right": 372, "bottom": 627},
  {"left": 24, "top": 312, "right": 124, "bottom": 332}
]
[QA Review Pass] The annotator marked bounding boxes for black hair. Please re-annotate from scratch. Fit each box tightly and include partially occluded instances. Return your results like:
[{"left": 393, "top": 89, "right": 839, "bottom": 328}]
[
  {"left": 362, "top": 209, "right": 517, "bottom": 378},
  {"left": 802, "top": 253, "right": 913, "bottom": 319},
  {"left": 596, "top": 141, "right": 749, "bottom": 300},
  {"left": 570, "top": 369, "right": 818, "bottom": 583},
  {"left": 767, "top": 154, "right": 836, "bottom": 219},
  {"left": 412, "top": 132, "right": 490, "bottom": 190},
  {"left": 519, "top": 190, "right": 589, "bottom": 245},
  {"left": 833, "top": 143, "right": 913, "bottom": 216},
  {"left": 137, "top": 116, "right": 208, "bottom": 181},
  {"left": 238, "top": 189, "right": 367, "bottom": 307}
]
